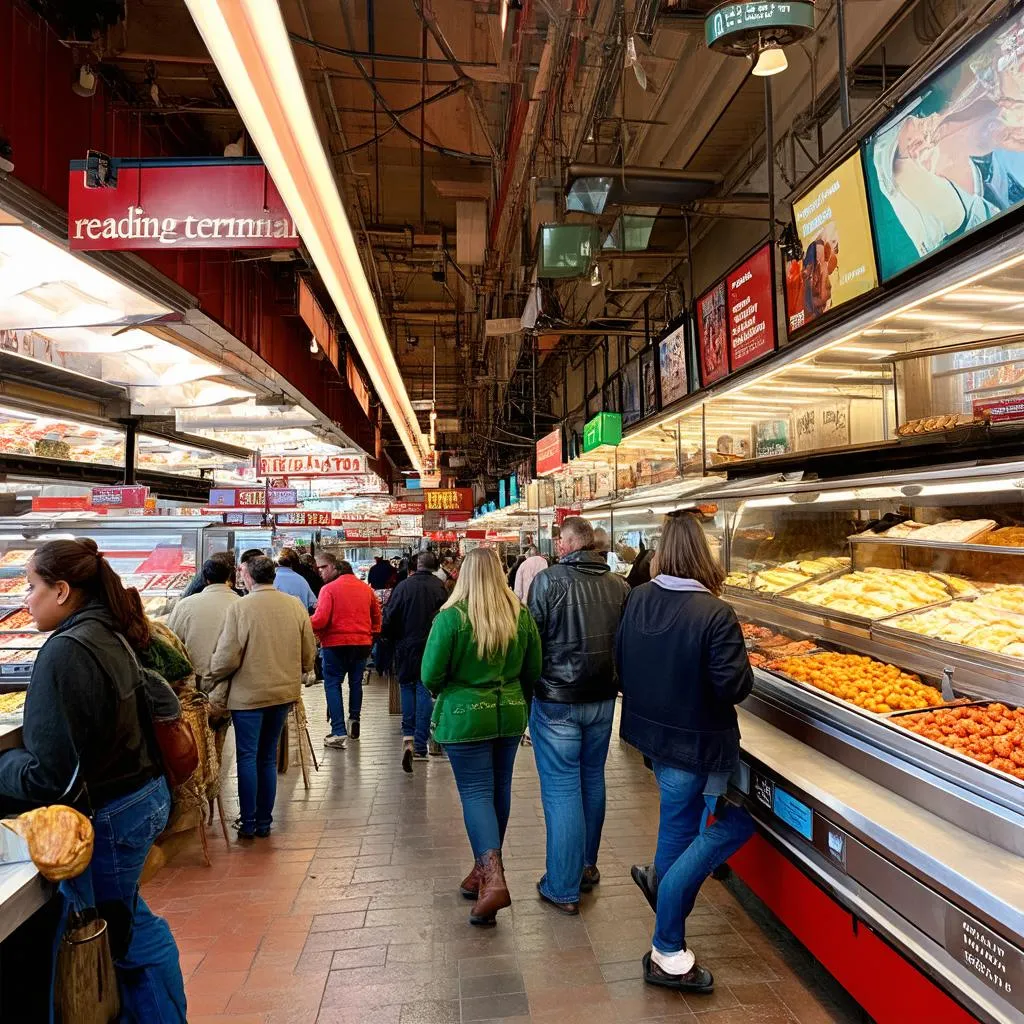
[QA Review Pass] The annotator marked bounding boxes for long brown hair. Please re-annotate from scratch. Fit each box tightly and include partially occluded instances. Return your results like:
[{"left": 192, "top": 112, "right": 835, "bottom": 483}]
[
  {"left": 31, "top": 539, "right": 151, "bottom": 649},
  {"left": 651, "top": 513, "right": 725, "bottom": 595}
]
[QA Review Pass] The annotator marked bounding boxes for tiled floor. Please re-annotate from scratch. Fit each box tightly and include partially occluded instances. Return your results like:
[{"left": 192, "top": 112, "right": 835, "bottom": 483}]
[{"left": 144, "top": 677, "right": 869, "bottom": 1024}]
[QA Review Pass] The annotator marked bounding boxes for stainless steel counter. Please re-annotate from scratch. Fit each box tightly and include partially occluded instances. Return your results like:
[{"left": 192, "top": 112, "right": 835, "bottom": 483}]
[
  {"left": 736, "top": 708, "right": 1024, "bottom": 1024},
  {"left": 0, "top": 863, "right": 47, "bottom": 944}
]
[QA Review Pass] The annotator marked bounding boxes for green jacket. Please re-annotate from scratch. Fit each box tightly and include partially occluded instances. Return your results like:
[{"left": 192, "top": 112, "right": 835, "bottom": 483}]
[{"left": 422, "top": 602, "right": 542, "bottom": 744}]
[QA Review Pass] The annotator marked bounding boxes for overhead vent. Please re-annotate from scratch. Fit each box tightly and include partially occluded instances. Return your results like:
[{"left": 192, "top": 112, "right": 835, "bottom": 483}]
[{"left": 565, "top": 165, "right": 722, "bottom": 215}]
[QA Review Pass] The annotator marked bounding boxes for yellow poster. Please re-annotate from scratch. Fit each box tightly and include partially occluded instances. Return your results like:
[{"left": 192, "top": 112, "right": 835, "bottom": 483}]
[{"left": 785, "top": 154, "right": 878, "bottom": 333}]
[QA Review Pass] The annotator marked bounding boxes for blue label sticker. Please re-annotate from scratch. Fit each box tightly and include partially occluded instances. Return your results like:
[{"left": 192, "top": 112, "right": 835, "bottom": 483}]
[{"left": 772, "top": 787, "right": 813, "bottom": 841}]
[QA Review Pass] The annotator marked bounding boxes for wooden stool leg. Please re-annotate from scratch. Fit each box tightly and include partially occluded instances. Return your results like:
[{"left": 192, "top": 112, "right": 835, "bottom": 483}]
[{"left": 216, "top": 794, "right": 230, "bottom": 848}]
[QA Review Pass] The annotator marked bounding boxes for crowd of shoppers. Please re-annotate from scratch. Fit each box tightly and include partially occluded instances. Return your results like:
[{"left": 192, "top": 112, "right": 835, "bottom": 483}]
[{"left": 0, "top": 511, "right": 754, "bottom": 1011}]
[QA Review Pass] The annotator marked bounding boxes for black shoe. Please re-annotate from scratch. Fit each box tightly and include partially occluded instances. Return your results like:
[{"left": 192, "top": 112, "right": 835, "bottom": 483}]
[
  {"left": 402, "top": 742, "right": 414, "bottom": 774},
  {"left": 413, "top": 750, "right": 429, "bottom": 761},
  {"left": 256, "top": 827, "right": 271, "bottom": 839},
  {"left": 536, "top": 883, "right": 579, "bottom": 915},
  {"left": 631, "top": 863, "right": 657, "bottom": 911},
  {"left": 580, "top": 865, "right": 600, "bottom": 893},
  {"left": 711, "top": 863, "right": 731, "bottom": 881},
  {"left": 231, "top": 817, "right": 256, "bottom": 841},
  {"left": 642, "top": 951, "right": 714, "bottom": 993},
  {"left": 349, "top": 719, "right": 360, "bottom": 739}
]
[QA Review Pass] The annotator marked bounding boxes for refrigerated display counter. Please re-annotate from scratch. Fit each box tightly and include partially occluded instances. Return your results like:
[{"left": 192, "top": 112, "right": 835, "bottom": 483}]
[{"left": 690, "top": 459, "right": 1024, "bottom": 1024}]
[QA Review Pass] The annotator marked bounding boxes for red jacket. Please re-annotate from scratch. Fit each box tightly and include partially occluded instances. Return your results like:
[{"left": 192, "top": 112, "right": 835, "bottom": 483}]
[{"left": 310, "top": 574, "right": 382, "bottom": 648}]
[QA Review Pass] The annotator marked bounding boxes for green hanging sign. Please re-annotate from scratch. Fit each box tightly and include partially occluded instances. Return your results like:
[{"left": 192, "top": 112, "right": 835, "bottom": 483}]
[{"left": 583, "top": 412, "right": 622, "bottom": 452}]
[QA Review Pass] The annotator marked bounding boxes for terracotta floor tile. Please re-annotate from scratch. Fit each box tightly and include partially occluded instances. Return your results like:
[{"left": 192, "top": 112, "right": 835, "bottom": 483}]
[{"left": 144, "top": 684, "right": 865, "bottom": 1024}]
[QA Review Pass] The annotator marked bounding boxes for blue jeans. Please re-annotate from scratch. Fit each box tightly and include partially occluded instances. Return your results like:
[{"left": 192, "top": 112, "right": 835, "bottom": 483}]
[
  {"left": 445, "top": 737, "right": 521, "bottom": 858},
  {"left": 322, "top": 645, "right": 368, "bottom": 736},
  {"left": 233, "top": 704, "right": 290, "bottom": 833},
  {"left": 59, "top": 775, "right": 187, "bottom": 1023},
  {"left": 651, "top": 761, "right": 755, "bottom": 953},
  {"left": 530, "top": 698, "right": 615, "bottom": 904},
  {"left": 400, "top": 681, "right": 433, "bottom": 753}
]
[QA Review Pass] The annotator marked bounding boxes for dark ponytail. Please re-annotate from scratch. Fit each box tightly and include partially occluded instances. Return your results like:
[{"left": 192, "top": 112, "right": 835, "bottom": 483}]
[{"left": 31, "top": 539, "right": 151, "bottom": 650}]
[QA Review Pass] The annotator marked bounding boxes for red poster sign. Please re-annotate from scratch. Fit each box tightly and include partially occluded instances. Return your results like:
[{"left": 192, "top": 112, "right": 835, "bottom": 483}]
[
  {"left": 973, "top": 397, "right": 1024, "bottom": 423},
  {"left": 274, "top": 511, "right": 332, "bottom": 527},
  {"left": 387, "top": 501, "right": 425, "bottom": 515},
  {"left": 423, "top": 488, "right": 474, "bottom": 513},
  {"left": 726, "top": 245, "right": 776, "bottom": 371},
  {"left": 696, "top": 281, "right": 729, "bottom": 386},
  {"left": 427, "top": 531, "right": 458, "bottom": 542},
  {"left": 536, "top": 429, "right": 563, "bottom": 476},
  {"left": 91, "top": 485, "right": 149, "bottom": 508},
  {"left": 258, "top": 453, "right": 366, "bottom": 478},
  {"left": 68, "top": 160, "right": 298, "bottom": 250},
  {"left": 466, "top": 530, "right": 486, "bottom": 539},
  {"left": 555, "top": 506, "right": 582, "bottom": 526}
]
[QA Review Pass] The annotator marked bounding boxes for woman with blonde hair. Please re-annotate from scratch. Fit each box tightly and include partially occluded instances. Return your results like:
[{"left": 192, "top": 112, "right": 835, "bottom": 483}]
[{"left": 421, "top": 547, "right": 542, "bottom": 926}]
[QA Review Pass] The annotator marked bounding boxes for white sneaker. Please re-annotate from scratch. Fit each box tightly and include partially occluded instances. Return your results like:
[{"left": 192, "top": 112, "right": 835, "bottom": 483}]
[
  {"left": 651, "top": 945, "right": 695, "bottom": 976},
  {"left": 324, "top": 735, "right": 347, "bottom": 749}
]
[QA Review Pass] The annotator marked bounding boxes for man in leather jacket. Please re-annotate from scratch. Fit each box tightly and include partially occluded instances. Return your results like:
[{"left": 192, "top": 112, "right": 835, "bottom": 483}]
[{"left": 526, "top": 516, "right": 629, "bottom": 914}]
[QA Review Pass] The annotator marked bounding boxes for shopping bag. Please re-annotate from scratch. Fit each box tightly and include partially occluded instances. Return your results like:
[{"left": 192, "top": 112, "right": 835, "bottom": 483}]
[{"left": 54, "top": 907, "right": 120, "bottom": 1023}]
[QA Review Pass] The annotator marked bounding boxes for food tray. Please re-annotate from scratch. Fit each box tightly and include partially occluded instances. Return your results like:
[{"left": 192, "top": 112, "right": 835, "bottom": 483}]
[
  {"left": 873, "top": 612, "right": 1024, "bottom": 677},
  {"left": 883, "top": 700, "right": 1024, "bottom": 791},
  {"left": 725, "top": 564, "right": 852, "bottom": 601}
]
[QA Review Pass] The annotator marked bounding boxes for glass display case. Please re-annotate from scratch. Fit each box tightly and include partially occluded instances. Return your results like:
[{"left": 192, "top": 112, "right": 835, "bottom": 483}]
[
  {"left": 684, "top": 460, "right": 1024, "bottom": 837},
  {"left": 0, "top": 405, "right": 125, "bottom": 467},
  {"left": 0, "top": 515, "right": 221, "bottom": 685}
]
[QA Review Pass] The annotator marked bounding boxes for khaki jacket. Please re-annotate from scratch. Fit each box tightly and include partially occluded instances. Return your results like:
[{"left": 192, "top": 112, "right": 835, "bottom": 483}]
[
  {"left": 209, "top": 586, "right": 316, "bottom": 710},
  {"left": 166, "top": 584, "right": 240, "bottom": 692}
]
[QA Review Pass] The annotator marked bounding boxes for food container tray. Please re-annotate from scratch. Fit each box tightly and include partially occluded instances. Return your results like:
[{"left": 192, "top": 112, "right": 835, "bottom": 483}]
[
  {"left": 882, "top": 700, "right": 1024, "bottom": 792},
  {"left": 873, "top": 616, "right": 1024, "bottom": 677}
]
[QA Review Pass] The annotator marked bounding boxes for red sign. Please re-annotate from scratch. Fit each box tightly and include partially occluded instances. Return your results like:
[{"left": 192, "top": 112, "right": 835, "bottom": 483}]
[
  {"left": 466, "top": 530, "right": 486, "bottom": 539},
  {"left": 258, "top": 453, "right": 366, "bottom": 478},
  {"left": 696, "top": 281, "right": 729, "bottom": 386},
  {"left": 275, "top": 511, "right": 332, "bottom": 527},
  {"left": 31, "top": 496, "right": 93, "bottom": 512},
  {"left": 68, "top": 160, "right": 298, "bottom": 250},
  {"left": 536, "top": 429, "right": 563, "bottom": 476},
  {"left": 973, "top": 397, "right": 1024, "bottom": 424},
  {"left": 427, "top": 531, "right": 458, "bottom": 542},
  {"left": 555, "top": 506, "right": 582, "bottom": 526},
  {"left": 91, "top": 485, "right": 149, "bottom": 508},
  {"left": 206, "top": 487, "right": 296, "bottom": 509},
  {"left": 387, "top": 501, "right": 425, "bottom": 515},
  {"left": 424, "top": 488, "right": 474, "bottom": 513},
  {"left": 726, "top": 244, "right": 776, "bottom": 371}
]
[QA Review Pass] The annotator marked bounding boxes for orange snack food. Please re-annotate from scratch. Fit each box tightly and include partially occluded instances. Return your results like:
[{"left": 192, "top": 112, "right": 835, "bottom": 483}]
[
  {"left": 895, "top": 704, "right": 1024, "bottom": 781},
  {"left": 769, "top": 651, "right": 943, "bottom": 713}
]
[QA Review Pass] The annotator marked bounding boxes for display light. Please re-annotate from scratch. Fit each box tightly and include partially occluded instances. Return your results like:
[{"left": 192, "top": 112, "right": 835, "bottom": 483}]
[
  {"left": 184, "top": 0, "right": 428, "bottom": 471},
  {"left": 751, "top": 40, "right": 788, "bottom": 76}
]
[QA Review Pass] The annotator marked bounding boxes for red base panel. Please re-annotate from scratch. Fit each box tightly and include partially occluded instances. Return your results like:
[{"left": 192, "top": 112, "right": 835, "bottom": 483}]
[{"left": 730, "top": 833, "right": 978, "bottom": 1024}]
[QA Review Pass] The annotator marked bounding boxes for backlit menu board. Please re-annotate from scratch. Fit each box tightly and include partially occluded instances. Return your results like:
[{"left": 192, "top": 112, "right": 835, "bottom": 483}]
[
  {"left": 658, "top": 320, "right": 688, "bottom": 408},
  {"left": 863, "top": 7, "right": 1024, "bottom": 281},
  {"left": 787, "top": 153, "right": 878, "bottom": 331},
  {"left": 726, "top": 244, "right": 776, "bottom": 371},
  {"left": 696, "top": 281, "right": 728, "bottom": 386}
]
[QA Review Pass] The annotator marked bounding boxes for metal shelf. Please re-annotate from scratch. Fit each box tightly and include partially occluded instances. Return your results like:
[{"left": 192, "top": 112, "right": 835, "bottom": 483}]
[{"left": 849, "top": 533, "right": 1024, "bottom": 556}]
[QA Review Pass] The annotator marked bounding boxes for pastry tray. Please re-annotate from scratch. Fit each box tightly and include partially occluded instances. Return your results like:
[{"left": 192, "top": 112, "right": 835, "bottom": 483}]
[
  {"left": 874, "top": 604, "right": 1024, "bottom": 676},
  {"left": 724, "top": 564, "right": 851, "bottom": 601},
  {"left": 848, "top": 532, "right": 1023, "bottom": 556}
]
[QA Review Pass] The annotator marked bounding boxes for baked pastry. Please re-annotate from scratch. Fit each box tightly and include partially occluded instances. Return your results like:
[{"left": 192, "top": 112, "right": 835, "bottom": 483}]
[
  {"left": 974, "top": 586, "right": 1024, "bottom": 615},
  {"left": 2, "top": 805, "right": 94, "bottom": 881}
]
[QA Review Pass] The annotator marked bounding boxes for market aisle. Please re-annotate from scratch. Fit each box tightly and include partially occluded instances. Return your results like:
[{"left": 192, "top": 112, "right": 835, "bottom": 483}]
[{"left": 143, "top": 678, "right": 868, "bottom": 1024}]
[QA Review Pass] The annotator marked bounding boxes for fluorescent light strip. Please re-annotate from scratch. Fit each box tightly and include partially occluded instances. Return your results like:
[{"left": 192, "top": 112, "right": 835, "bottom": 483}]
[{"left": 184, "top": 0, "right": 426, "bottom": 471}]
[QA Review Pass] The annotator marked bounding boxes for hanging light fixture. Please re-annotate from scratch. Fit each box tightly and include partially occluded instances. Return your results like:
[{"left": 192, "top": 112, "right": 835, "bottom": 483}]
[{"left": 751, "top": 38, "right": 788, "bottom": 77}]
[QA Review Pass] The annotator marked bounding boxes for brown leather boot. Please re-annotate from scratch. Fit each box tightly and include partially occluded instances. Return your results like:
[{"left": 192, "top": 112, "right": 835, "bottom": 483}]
[
  {"left": 469, "top": 850, "right": 511, "bottom": 926},
  {"left": 460, "top": 862, "right": 483, "bottom": 900}
]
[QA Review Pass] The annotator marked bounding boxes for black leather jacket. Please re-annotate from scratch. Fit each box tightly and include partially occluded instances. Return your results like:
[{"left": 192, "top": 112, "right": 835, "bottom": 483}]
[{"left": 527, "top": 549, "right": 629, "bottom": 703}]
